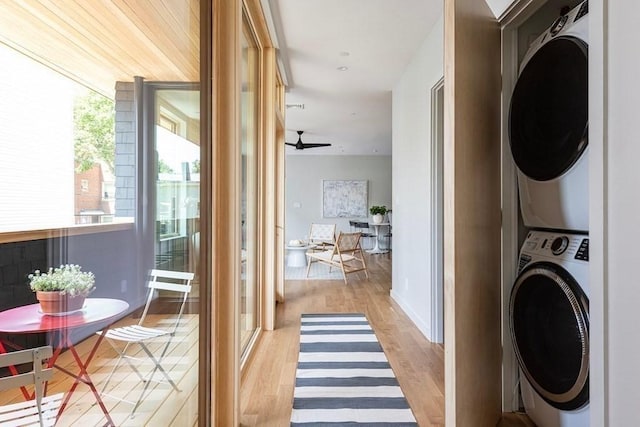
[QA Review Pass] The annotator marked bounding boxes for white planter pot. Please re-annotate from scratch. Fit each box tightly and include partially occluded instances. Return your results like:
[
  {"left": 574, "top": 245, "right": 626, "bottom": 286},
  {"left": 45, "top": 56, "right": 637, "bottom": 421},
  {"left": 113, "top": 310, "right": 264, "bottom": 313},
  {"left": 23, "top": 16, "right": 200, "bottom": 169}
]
[{"left": 372, "top": 214, "right": 384, "bottom": 224}]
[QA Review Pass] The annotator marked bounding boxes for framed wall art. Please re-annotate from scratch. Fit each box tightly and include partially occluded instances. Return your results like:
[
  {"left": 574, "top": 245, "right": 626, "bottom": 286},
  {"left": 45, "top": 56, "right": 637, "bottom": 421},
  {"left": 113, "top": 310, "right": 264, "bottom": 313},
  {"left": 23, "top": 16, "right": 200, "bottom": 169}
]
[{"left": 322, "top": 180, "right": 368, "bottom": 218}]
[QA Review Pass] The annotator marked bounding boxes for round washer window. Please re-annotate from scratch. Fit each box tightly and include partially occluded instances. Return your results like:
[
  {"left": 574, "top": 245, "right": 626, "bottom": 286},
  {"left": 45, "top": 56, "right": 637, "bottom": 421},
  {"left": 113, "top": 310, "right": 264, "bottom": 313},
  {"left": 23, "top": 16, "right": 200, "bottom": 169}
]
[
  {"left": 509, "top": 261, "right": 589, "bottom": 410},
  {"left": 509, "top": 36, "right": 588, "bottom": 181}
]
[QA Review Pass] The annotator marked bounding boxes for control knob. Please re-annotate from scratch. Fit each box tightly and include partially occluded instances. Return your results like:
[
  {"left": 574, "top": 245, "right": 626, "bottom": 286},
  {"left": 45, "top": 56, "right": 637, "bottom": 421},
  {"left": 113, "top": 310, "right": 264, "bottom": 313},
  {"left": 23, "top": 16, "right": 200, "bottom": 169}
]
[
  {"left": 550, "top": 15, "right": 568, "bottom": 36},
  {"left": 551, "top": 236, "right": 569, "bottom": 255}
]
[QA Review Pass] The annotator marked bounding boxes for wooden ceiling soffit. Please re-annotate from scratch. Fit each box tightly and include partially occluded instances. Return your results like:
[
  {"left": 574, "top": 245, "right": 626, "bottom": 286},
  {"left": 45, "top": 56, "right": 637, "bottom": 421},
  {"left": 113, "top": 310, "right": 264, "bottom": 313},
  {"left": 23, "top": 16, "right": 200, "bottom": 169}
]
[{"left": 0, "top": 0, "right": 200, "bottom": 97}]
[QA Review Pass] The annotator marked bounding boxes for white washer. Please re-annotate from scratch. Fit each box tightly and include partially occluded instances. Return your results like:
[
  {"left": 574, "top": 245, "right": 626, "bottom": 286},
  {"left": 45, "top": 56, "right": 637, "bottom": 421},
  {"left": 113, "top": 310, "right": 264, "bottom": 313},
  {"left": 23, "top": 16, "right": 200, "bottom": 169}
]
[
  {"left": 509, "top": 1, "right": 589, "bottom": 233},
  {"left": 510, "top": 230, "right": 589, "bottom": 427}
]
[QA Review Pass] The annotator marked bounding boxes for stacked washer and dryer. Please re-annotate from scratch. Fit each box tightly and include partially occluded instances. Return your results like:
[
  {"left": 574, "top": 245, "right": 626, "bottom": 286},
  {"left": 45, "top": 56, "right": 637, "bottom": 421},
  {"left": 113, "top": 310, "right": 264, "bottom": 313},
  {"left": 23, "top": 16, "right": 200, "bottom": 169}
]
[{"left": 507, "top": 1, "right": 590, "bottom": 427}]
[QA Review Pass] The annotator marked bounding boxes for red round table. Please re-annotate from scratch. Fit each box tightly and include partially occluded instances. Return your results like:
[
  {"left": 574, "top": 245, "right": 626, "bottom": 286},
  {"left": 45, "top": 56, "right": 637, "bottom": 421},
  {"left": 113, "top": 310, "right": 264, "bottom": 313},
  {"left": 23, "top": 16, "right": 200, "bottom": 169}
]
[{"left": 0, "top": 298, "right": 129, "bottom": 426}]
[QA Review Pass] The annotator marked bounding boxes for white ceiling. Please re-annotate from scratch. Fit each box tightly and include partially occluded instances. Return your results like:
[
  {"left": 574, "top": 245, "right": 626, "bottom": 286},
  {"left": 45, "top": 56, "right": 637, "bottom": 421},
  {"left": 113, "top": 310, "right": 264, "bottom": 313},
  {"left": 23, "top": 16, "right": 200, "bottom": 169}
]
[{"left": 269, "top": 0, "right": 443, "bottom": 155}]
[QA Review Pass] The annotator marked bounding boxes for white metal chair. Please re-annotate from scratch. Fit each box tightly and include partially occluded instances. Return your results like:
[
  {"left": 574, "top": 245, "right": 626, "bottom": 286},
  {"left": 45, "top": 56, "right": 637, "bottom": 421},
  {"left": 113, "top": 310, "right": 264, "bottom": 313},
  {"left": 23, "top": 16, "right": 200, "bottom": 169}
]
[
  {"left": 0, "top": 346, "right": 63, "bottom": 427},
  {"left": 306, "top": 231, "right": 369, "bottom": 284},
  {"left": 97, "top": 269, "right": 194, "bottom": 417}
]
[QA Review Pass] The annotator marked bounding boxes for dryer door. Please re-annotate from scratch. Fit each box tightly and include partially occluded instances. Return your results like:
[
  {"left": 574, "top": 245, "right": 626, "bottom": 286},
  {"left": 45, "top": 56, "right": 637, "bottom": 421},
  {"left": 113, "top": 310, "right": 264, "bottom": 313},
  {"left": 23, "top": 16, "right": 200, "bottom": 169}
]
[
  {"left": 509, "top": 261, "right": 589, "bottom": 410},
  {"left": 509, "top": 36, "right": 588, "bottom": 181}
]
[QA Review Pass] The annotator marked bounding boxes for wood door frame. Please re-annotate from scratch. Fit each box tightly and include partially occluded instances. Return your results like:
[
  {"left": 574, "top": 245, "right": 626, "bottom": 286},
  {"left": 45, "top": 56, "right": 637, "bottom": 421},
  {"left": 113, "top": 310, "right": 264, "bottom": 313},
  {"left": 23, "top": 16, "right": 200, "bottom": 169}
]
[
  {"left": 208, "top": 0, "right": 242, "bottom": 424},
  {"left": 444, "top": 0, "right": 502, "bottom": 425}
]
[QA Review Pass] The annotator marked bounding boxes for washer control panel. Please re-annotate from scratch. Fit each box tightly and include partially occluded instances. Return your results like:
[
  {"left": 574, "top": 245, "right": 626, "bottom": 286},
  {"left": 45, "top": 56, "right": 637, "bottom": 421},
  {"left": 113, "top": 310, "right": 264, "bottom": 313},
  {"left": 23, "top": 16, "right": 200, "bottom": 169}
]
[
  {"left": 551, "top": 236, "right": 570, "bottom": 255},
  {"left": 520, "top": 230, "right": 589, "bottom": 263},
  {"left": 575, "top": 238, "right": 589, "bottom": 261}
]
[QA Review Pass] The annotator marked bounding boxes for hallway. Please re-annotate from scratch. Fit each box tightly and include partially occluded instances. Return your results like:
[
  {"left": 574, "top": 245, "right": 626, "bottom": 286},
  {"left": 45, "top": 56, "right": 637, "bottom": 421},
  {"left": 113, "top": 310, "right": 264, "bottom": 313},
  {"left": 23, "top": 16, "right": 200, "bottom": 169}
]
[{"left": 240, "top": 254, "right": 445, "bottom": 426}]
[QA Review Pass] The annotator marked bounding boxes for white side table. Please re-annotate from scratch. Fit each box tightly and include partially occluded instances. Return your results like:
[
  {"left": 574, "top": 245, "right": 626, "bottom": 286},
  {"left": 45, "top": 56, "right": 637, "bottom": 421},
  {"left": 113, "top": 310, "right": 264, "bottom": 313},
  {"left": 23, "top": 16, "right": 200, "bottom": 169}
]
[
  {"left": 286, "top": 245, "right": 313, "bottom": 267},
  {"left": 366, "top": 223, "right": 390, "bottom": 254}
]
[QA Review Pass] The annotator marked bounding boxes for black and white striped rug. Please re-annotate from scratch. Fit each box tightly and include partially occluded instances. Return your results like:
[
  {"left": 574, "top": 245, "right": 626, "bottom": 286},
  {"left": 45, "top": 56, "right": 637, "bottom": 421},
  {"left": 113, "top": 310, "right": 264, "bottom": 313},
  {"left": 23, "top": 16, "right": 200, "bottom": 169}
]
[{"left": 290, "top": 313, "right": 418, "bottom": 426}]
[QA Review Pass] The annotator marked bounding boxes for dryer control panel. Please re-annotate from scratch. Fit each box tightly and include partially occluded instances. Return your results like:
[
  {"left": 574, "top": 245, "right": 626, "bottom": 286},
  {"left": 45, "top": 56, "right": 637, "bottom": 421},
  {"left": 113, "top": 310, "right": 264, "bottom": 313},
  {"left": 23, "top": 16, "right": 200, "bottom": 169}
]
[
  {"left": 575, "top": 1, "right": 588, "bottom": 23},
  {"left": 520, "top": 0, "right": 589, "bottom": 68}
]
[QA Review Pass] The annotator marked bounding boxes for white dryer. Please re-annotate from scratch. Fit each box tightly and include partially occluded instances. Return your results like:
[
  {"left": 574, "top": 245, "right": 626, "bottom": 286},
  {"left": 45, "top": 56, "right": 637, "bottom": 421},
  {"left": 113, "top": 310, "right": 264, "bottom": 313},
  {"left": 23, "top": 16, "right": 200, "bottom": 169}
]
[
  {"left": 509, "top": 1, "right": 589, "bottom": 232},
  {"left": 510, "top": 230, "right": 589, "bottom": 427}
]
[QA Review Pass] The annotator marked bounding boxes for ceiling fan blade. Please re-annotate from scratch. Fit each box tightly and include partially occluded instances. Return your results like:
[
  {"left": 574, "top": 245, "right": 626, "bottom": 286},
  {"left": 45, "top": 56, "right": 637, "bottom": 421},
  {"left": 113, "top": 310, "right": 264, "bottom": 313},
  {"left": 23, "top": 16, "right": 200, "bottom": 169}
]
[
  {"left": 285, "top": 131, "right": 332, "bottom": 150},
  {"left": 302, "top": 143, "right": 332, "bottom": 149}
]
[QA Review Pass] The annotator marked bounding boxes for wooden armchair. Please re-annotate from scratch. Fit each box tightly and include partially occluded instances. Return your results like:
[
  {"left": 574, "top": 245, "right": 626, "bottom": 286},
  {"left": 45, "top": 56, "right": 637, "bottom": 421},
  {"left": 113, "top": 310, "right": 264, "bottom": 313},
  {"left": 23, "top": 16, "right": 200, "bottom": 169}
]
[{"left": 305, "top": 231, "right": 369, "bottom": 284}]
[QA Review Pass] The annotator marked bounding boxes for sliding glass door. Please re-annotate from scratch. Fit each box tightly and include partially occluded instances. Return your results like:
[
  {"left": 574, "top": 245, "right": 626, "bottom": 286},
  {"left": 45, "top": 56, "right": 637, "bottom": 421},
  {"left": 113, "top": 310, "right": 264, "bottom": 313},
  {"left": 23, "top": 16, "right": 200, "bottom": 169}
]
[{"left": 241, "top": 21, "right": 259, "bottom": 353}]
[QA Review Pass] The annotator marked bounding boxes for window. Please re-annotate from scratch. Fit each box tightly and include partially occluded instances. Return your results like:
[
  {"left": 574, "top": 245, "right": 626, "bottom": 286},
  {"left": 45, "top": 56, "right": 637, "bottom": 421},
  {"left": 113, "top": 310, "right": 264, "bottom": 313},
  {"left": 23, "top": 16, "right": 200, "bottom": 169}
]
[
  {"left": 240, "top": 17, "right": 260, "bottom": 353},
  {"left": 0, "top": 45, "right": 122, "bottom": 231},
  {"left": 0, "top": 2, "right": 202, "bottom": 425}
]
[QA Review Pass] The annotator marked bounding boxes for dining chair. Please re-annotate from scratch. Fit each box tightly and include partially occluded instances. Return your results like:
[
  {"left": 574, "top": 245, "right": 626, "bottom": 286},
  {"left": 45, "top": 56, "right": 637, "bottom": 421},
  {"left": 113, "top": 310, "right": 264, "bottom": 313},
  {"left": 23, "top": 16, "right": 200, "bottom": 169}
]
[
  {"left": 305, "top": 231, "right": 369, "bottom": 284},
  {"left": 349, "top": 220, "right": 375, "bottom": 249},
  {"left": 97, "top": 269, "right": 194, "bottom": 418},
  {"left": 0, "top": 346, "right": 63, "bottom": 427}
]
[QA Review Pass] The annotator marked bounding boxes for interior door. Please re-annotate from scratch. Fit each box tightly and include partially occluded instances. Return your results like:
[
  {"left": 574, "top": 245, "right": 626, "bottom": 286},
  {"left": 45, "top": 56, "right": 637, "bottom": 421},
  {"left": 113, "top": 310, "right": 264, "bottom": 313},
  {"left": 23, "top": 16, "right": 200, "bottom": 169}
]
[{"left": 444, "top": 0, "right": 502, "bottom": 425}]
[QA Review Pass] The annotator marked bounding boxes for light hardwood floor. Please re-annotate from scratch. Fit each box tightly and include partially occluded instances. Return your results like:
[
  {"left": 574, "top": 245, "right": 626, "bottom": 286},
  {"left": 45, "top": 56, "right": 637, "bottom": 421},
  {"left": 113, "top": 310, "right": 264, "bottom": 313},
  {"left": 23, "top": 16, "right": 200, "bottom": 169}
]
[
  {"left": 240, "top": 252, "right": 534, "bottom": 427},
  {"left": 240, "top": 253, "right": 446, "bottom": 426},
  {"left": 0, "top": 314, "right": 199, "bottom": 426}
]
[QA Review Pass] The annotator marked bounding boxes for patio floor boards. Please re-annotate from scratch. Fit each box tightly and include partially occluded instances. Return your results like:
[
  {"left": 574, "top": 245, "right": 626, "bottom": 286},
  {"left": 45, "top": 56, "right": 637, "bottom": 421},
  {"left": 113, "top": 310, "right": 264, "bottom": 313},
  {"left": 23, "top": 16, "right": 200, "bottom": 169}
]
[{"left": 0, "top": 313, "right": 199, "bottom": 427}]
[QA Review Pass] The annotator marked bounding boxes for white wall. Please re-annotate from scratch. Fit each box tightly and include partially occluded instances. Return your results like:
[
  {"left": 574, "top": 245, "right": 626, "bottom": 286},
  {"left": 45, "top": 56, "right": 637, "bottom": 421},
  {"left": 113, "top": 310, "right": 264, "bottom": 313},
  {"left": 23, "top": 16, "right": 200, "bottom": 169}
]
[
  {"left": 391, "top": 15, "right": 443, "bottom": 341},
  {"left": 284, "top": 155, "right": 391, "bottom": 243},
  {"left": 592, "top": 2, "right": 640, "bottom": 425}
]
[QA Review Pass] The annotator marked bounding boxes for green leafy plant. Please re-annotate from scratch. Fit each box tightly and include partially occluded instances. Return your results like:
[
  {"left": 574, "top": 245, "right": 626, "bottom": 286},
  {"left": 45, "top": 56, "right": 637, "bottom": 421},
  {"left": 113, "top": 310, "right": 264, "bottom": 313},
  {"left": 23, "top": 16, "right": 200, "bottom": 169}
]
[
  {"left": 369, "top": 205, "right": 388, "bottom": 215},
  {"left": 28, "top": 264, "right": 96, "bottom": 297},
  {"left": 73, "top": 90, "right": 115, "bottom": 174}
]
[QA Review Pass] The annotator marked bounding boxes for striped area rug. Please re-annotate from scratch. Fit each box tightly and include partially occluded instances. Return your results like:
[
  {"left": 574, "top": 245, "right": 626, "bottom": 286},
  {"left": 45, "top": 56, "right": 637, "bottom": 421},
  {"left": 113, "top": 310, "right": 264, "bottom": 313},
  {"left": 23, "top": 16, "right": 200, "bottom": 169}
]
[{"left": 290, "top": 313, "right": 418, "bottom": 426}]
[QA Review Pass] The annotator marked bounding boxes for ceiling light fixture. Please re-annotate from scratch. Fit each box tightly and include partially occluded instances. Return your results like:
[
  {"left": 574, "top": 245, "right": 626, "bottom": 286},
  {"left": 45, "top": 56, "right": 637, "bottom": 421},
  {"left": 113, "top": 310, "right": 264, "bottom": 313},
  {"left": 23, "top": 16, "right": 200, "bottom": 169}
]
[{"left": 337, "top": 66, "right": 348, "bottom": 71}]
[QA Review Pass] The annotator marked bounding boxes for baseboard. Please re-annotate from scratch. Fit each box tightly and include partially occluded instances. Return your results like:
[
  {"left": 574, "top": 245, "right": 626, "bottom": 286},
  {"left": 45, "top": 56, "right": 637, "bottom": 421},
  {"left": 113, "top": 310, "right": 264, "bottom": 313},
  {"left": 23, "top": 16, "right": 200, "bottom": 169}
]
[{"left": 390, "top": 289, "right": 433, "bottom": 342}]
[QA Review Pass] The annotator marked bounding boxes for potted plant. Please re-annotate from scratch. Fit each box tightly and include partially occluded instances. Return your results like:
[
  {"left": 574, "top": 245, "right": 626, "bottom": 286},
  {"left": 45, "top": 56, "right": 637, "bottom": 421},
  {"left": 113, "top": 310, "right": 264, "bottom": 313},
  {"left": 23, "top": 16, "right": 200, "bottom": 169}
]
[
  {"left": 369, "top": 205, "right": 388, "bottom": 224},
  {"left": 28, "top": 264, "right": 96, "bottom": 314}
]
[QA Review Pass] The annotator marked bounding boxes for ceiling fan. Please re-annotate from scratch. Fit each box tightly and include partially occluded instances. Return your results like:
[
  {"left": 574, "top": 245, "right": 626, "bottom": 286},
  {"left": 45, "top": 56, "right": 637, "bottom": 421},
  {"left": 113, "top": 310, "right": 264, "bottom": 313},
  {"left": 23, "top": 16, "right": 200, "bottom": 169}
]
[{"left": 285, "top": 131, "right": 332, "bottom": 150}]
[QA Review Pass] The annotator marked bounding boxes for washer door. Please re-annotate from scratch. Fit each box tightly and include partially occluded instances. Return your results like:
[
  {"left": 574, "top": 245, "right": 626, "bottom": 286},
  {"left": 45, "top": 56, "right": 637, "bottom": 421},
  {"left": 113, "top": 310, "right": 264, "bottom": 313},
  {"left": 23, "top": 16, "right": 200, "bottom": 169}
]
[
  {"left": 509, "top": 261, "right": 589, "bottom": 410},
  {"left": 509, "top": 36, "right": 588, "bottom": 181}
]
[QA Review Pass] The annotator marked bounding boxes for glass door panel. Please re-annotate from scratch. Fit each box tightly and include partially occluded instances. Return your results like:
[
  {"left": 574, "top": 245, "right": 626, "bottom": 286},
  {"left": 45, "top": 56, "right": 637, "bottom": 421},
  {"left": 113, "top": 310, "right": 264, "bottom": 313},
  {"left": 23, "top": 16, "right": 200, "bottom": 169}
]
[
  {"left": 240, "top": 24, "right": 259, "bottom": 352},
  {"left": 152, "top": 88, "right": 201, "bottom": 278}
]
